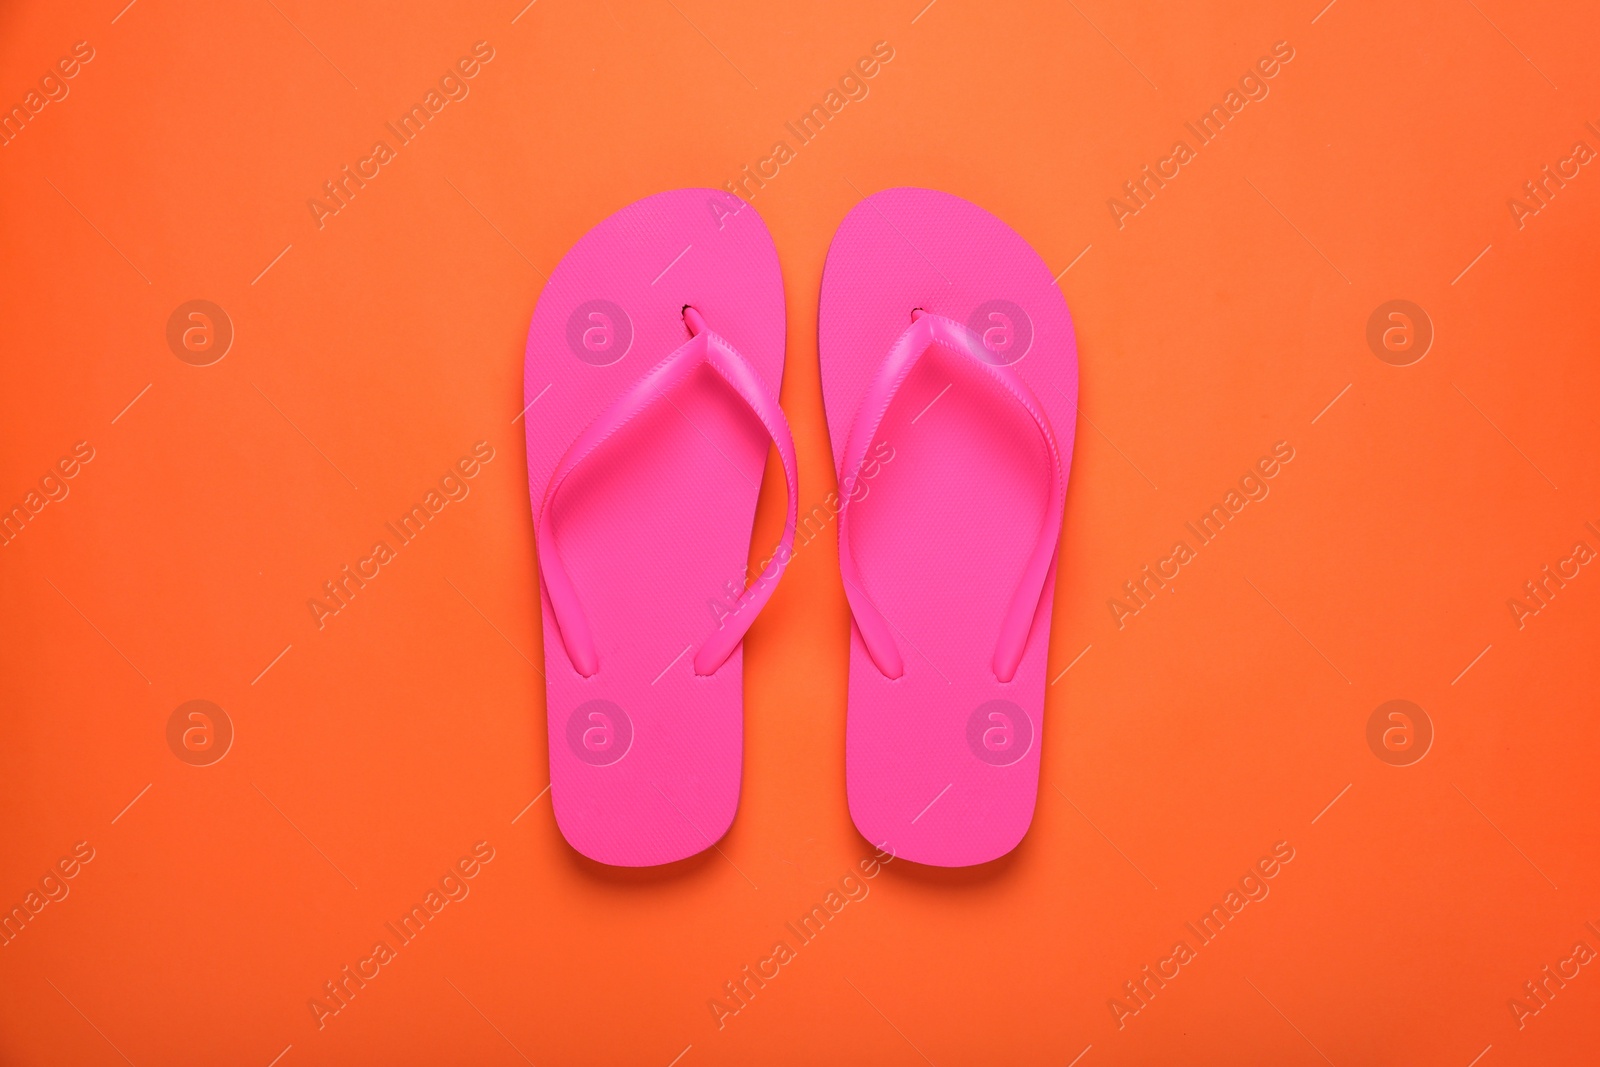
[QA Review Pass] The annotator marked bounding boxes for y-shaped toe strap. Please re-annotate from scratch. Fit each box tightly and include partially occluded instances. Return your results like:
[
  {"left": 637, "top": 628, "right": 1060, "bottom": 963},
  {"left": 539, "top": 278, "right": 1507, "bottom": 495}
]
[
  {"left": 835, "top": 310, "right": 1065, "bottom": 683},
  {"left": 537, "top": 308, "right": 798, "bottom": 677}
]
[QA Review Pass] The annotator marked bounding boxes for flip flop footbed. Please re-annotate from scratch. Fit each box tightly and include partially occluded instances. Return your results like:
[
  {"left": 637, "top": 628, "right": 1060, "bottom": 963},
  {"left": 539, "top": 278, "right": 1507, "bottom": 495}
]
[
  {"left": 820, "top": 188, "right": 1078, "bottom": 867},
  {"left": 526, "top": 189, "right": 785, "bottom": 866}
]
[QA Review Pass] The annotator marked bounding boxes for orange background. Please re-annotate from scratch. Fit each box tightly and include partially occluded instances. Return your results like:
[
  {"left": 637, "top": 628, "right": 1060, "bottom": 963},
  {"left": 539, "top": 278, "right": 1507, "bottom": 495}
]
[{"left": 3, "top": 0, "right": 1599, "bottom": 1064}]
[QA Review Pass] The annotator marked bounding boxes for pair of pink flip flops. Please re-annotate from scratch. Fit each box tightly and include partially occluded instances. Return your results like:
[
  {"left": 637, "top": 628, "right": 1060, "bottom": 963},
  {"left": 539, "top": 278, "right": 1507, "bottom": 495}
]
[{"left": 525, "top": 188, "right": 1077, "bottom": 869}]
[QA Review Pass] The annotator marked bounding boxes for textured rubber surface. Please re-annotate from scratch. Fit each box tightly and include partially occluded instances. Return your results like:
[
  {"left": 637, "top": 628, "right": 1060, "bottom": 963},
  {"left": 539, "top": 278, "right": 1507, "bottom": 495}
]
[
  {"left": 819, "top": 188, "right": 1078, "bottom": 867},
  {"left": 525, "top": 189, "right": 785, "bottom": 866}
]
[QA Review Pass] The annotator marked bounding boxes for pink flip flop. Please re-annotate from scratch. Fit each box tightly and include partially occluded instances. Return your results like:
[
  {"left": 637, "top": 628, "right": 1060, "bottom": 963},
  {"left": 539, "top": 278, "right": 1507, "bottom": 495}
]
[
  {"left": 525, "top": 189, "right": 797, "bottom": 867},
  {"left": 820, "top": 188, "right": 1077, "bottom": 867}
]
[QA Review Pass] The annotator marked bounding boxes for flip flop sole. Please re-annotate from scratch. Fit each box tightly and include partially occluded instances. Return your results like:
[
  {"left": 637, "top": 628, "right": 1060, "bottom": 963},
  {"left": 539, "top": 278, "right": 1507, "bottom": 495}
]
[
  {"left": 525, "top": 189, "right": 785, "bottom": 866},
  {"left": 820, "top": 188, "right": 1078, "bottom": 867}
]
